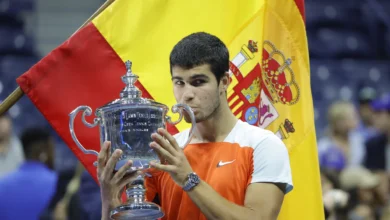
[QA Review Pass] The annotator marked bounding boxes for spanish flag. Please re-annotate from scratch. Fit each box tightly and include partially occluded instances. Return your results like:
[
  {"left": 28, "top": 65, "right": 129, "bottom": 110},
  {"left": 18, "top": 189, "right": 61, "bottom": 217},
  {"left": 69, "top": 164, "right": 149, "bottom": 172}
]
[{"left": 16, "top": 0, "right": 324, "bottom": 219}]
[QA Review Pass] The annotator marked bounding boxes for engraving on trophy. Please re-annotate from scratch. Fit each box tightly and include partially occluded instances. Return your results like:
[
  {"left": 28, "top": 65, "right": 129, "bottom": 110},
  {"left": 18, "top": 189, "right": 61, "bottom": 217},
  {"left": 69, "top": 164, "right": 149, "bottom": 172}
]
[{"left": 99, "top": 107, "right": 165, "bottom": 170}]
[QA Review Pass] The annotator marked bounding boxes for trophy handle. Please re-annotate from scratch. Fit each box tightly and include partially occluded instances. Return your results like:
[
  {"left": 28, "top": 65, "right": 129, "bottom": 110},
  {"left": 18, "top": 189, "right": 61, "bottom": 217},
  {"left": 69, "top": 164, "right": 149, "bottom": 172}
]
[
  {"left": 165, "top": 103, "right": 196, "bottom": 148},
  {"left": 69, "top": 105, "right": 101, "bottom": 157}
]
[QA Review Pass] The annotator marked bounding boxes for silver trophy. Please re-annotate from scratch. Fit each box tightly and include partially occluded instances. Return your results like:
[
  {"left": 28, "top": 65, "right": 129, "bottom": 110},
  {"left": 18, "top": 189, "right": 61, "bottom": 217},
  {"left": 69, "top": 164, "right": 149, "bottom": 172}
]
[{"left": 69, "top": 60, "right": 196, "bottom": 219}]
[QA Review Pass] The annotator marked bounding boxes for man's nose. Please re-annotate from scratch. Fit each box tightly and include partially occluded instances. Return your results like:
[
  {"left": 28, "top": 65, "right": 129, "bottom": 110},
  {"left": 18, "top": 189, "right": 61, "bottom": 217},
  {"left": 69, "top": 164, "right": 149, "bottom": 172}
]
[{"left": 182, "top": 87, "right": 195, "bottom": 102}]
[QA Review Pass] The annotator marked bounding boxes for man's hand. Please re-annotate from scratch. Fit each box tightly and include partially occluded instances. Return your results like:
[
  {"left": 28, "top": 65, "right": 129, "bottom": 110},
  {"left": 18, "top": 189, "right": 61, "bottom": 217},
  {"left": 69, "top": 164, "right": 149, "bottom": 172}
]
[
  {"left": 97, "top": 141, "right": 140, "bottom": 218},
  {"left": 149, "top": 128, "right": 193, "bottom": 187}
]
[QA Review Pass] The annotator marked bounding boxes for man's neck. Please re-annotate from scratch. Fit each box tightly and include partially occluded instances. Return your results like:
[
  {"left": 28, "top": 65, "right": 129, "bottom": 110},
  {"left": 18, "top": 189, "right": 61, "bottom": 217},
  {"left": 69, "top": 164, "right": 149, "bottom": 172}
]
[
  {"left": 192, "top": 102, "right": 238, "bottom": 143},
  {"left": 0, "top": 138, "right": 11, "bottom": 155}
]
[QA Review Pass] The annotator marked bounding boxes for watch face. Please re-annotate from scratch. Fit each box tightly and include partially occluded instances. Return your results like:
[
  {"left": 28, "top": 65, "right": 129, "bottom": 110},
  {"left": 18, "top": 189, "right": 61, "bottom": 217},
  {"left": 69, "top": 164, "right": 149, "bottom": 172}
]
[
  {"left": 189, "top": 173, "right": 199, "bottom": 184},
  {"left": 184, "top": 173, "right": 200, "bottom": 191}
]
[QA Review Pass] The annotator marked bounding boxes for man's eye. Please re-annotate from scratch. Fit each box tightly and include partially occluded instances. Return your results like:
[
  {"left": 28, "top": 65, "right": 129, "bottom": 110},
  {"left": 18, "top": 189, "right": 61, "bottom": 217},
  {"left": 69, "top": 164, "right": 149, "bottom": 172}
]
[
  {"left": 175, "top": 81, "right": 184, "bottom": 85},
  {"left": 192, "top": 79, "right": 205, "bottom": 86}
]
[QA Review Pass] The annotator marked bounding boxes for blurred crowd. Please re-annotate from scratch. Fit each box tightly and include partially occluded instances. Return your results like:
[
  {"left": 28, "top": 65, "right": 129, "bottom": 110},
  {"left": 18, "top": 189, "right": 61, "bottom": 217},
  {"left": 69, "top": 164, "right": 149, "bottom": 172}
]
[
  {"left": 319, "top": 89, "right": 390, "bottom": 220},
  {"left": 0, "top": 116, "right": 94, "bottom": 219}
]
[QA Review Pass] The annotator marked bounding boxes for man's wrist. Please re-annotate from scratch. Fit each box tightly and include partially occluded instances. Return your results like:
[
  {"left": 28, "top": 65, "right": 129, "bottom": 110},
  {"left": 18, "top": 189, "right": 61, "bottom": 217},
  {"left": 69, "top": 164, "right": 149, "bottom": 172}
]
[
  {"left": 102, "top": 203, "right": 112, "bottom": 220},
  {"left": 182, "top": 172, "right": 201, "bottom": 191}
]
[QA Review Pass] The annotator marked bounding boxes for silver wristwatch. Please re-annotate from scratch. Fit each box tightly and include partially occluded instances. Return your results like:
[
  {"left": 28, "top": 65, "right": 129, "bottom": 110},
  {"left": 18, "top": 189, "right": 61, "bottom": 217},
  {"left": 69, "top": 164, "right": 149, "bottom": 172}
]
[{"left": 182, "top": 172, "right": 200, "bottom": 191}]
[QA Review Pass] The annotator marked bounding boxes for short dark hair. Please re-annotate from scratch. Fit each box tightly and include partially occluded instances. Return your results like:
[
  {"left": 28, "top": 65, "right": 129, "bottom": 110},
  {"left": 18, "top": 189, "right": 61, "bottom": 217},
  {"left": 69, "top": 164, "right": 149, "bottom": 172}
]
[
  {"left": 169, "top": 32, "right": 229, "bottom": 82},
  {"left": 20, "top": 127, "right": 51, "bottom": 157}
]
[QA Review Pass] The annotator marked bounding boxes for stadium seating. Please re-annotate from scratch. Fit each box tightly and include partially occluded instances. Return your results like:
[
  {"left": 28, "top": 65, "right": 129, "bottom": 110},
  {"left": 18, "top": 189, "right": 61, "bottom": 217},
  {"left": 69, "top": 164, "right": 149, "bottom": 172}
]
[{"left": 0, "top": 0, "right": 79, "bottom": 172}]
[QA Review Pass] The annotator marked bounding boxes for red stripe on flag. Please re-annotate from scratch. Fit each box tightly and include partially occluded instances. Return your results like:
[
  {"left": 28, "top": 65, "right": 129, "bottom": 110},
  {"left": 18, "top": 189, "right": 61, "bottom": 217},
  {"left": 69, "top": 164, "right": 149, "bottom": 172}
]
[
  {"left": 294, "top": 0, "right": 305, "bottom": 22},
  {"left": 233, "top": 105, "right": 244, "bottom": 116},
  {"left": 16, "top": 22, "right": 178, "bottom": 183},
  {"left": 229, "top": 96, "right": 241, "bottom": 110}
]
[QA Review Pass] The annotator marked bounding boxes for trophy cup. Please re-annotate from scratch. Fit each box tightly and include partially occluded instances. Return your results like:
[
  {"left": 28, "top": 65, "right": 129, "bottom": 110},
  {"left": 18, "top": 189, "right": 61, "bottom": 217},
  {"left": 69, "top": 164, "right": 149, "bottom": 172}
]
[{"left": 69, "top": 60, "right": 196, "bottom": 219}]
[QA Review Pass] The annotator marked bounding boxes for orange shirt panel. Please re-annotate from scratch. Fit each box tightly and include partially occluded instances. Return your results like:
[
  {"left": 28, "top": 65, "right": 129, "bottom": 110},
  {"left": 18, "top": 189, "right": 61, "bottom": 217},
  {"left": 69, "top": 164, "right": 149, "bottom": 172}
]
[{"left": 145, "top": 142, "right": 254, "bottom": 220}]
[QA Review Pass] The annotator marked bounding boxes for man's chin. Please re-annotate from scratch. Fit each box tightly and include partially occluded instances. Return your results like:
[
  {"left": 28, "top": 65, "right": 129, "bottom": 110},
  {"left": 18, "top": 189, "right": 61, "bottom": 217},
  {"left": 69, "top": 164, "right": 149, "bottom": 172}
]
[{"left": 183, "top": 111, "right": 199, "bottom": 124}]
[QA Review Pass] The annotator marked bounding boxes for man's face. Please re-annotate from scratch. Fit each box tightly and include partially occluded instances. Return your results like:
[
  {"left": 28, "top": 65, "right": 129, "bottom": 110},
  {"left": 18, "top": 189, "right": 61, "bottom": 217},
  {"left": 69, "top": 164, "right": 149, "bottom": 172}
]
[
  {"left": 171, "top": 64, "right": 225, "bottom": 123},
  {"left": 34, "top": 138, "right": 55, "bottom": 169},
  {"left": 344, "top": 106, "right": 359, "bottom": 131},
  {"left": 373, "top": 110, "right": 390, "bottom": 134},
  {"left": 0, "top": 115, "right": 12, "bottom": 154},
  {"left": 46, "top": 138, "right": 55, "bottom": 170},
  {"left": 0, "top": 115, "right": 11, "bottom": 141},
  {"left": 334, "top": 105, "right": 359, "bottom": 134},
  {"left": 359, "top": 103, "right": 375, "bottom": 126}
]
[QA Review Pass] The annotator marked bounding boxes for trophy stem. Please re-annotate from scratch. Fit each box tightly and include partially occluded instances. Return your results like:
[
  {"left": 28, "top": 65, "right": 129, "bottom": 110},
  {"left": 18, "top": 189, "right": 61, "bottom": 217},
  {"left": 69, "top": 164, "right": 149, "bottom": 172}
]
[
  {"left": 110, "top": 175, "right": 164, "bottom": 220},
  {"left": 126, "top": 182, "right": 146, "bottom": 204}
]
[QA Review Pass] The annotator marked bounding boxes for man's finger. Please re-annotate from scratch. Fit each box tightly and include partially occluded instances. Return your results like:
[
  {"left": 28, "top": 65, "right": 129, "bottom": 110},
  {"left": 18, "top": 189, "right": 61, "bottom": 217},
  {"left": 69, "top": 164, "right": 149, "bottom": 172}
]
[
  {"left": 158, "top": 128, "right": 181, "bottom": 151},
  {"left": 150, "top": 142, "right": 176, "bottom": 164},
  {"left": 151, "top": 132, "right": 178, "bottom": 156},
  {"left": 117, "top": 171, "right": 142, "bottom": 189},
  {"left": 97, "top": 141, "right": 110, "bottom": 175},
  {"left": 149, "top": 161, "right": 176, "bottom": 172},
  {"left": 102, "top": 149, "right": 122, "bottom": 180},
  {"left": 112, "top": 160, "right": 133, "bottom": 183}
]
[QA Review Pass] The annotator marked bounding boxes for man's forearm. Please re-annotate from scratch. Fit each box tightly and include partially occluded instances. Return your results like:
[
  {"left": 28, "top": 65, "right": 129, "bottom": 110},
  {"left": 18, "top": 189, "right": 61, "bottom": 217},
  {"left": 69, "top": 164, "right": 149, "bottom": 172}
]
[
  {"left": 186, "top": 180, "right": 256, "bottom": 220},
  {"left": 101, "top": 205, "right": 111, "bottom": 220}
]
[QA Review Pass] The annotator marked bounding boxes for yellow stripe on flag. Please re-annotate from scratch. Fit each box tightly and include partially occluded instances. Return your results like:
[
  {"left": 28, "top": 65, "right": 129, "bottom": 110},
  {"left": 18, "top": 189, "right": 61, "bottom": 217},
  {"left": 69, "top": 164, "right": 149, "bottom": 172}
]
[{"left": 263, "top": 1, "right": 324, "bottom": 219}]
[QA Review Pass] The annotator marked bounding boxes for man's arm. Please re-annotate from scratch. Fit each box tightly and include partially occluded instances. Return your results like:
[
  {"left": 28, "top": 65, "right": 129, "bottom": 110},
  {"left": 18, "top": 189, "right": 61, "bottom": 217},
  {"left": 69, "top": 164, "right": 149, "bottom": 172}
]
[
  {"left": 186, "top": 181, "right": 285, "bottom": 220},
  {"left": 185, "top": 133, "right": 290, "bottom": 220}
]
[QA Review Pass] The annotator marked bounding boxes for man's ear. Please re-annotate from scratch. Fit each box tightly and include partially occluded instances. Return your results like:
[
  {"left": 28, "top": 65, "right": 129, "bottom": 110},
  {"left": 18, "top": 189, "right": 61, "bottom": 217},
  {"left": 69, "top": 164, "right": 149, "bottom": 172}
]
[{"left": 220, "top": 72, "right": 230, "bottom": 92}]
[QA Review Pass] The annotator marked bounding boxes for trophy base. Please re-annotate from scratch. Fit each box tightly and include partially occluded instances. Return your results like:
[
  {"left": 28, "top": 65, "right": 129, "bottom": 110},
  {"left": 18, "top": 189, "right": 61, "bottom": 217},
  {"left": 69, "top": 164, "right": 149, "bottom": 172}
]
[{"left": 110, "top": 202, "right": 164, "bottom": 220}]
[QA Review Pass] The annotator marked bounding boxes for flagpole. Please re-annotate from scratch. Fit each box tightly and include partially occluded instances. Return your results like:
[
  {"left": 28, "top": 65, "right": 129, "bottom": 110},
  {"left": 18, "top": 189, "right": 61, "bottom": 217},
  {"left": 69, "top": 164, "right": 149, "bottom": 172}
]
[
  {"left": 72, "top": 0, "right": 114, "bottom": 36},
  {"left": 0, "top": 0, "right": 115, "bottom": 116}
]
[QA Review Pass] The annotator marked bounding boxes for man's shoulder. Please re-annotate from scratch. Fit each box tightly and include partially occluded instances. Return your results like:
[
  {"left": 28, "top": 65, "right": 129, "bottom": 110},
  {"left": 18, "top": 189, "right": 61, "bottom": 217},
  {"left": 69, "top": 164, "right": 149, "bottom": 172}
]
[
  {"left": 225, "top": 120, "right": 281, "bottom": 149},
  {"left": 0, "top": 171, "right": 21, "bottom": 194},
  {"left": 173, "top": 129, "right": 188, "bottom": 139},
  {"left": 173, "top": 129, "right": 190, "bottom": 148},
  {"left": 173, "top": 120, "right": 283, "bottom": 149}
]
